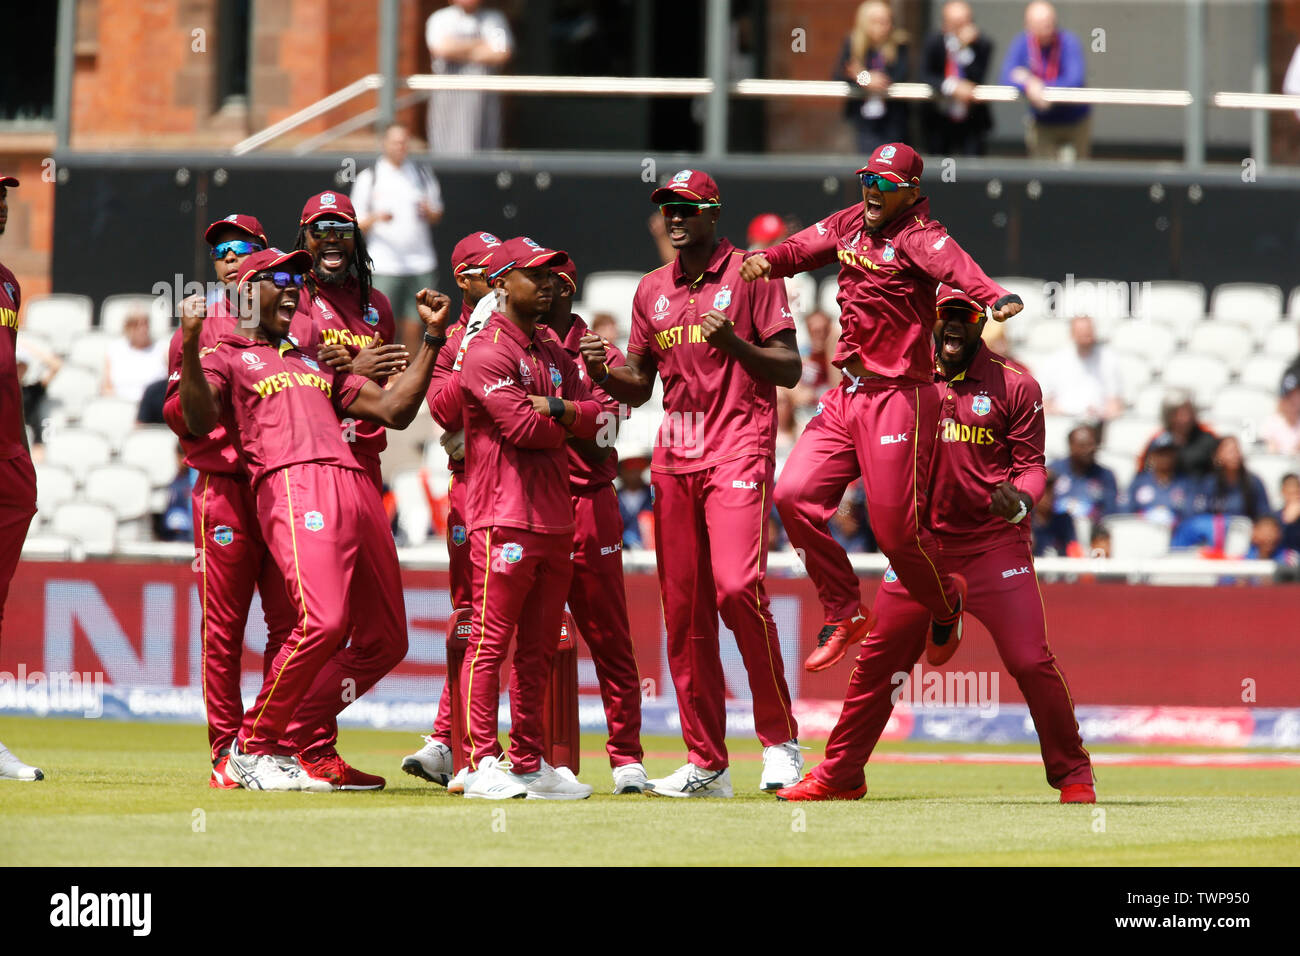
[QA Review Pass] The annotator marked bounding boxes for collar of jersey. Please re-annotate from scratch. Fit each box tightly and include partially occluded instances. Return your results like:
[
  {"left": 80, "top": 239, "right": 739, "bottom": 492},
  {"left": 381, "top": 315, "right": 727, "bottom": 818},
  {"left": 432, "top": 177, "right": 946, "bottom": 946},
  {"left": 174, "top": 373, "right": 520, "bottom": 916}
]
[
  {"left": 489, "top": 310, "right": 543, "bottom": 351},
  {"left": 672, "top": 238, "right": 734, "bottom": 287},
  {"left": 216, "top": 331, "right": 300, "bottom": 356},
  {"left": 864, "top": 196, "right": 931, "bottom": 241}
]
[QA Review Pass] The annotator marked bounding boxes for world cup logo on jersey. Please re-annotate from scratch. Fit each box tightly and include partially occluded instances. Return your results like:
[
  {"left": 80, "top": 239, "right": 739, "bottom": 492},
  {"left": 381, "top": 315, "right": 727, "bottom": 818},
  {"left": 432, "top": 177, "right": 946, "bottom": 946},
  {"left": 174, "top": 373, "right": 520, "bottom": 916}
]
[{"left": 518, "top": 358, "right": 533, "bottom": 385}]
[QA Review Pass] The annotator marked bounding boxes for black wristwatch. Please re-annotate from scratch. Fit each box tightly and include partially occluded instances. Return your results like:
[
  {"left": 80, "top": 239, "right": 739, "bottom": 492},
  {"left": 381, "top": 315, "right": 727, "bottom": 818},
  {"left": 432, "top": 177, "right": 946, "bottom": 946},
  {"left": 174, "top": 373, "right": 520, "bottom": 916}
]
[{"left": 423, "top": 331, "right": 446, "bottom": 348}]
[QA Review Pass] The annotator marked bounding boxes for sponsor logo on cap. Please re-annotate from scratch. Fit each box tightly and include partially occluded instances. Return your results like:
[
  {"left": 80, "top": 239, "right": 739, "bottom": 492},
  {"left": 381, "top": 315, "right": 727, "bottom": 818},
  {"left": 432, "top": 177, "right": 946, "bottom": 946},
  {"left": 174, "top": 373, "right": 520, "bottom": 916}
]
[
  {"left": 713, "top": 286, "right": 732, "bottom": 311},
  {"left": 521, "top": 236, "right": 542, "bottom": 250},
  {"left": 363, "top": 305, "right": 379, "bottom": 327},
  {"left": 672, "top": 170, "right": 692, "bottom": 182},
  {"left": 320, "top": 193, "right": 336, "bottom": 207},
  {"left": 480, "top": 232, "right": 501, "bottom": 246},
  {"left": 972, "top": 394, "right": 991, "bottom": 416},
  {"left": 550, "top": 365, "right": 562, "bottom": 388},
  {"left": 225, "top": 214, "right": 239, "bottom": 222},
  {"left": 451, "top": 525, "right": 467, "bottom": 546},
  {"left": 213, "top": 525, "right": 234, "bottom": 547},
  {"left": 304, "top": 511, "right": 325, "bottom": 532},
  {"left": 879, "top": 145, "right": 896, "bottom": 162},
  {"left": 502, "top": 542, "right": 524, "bottom": 564}
]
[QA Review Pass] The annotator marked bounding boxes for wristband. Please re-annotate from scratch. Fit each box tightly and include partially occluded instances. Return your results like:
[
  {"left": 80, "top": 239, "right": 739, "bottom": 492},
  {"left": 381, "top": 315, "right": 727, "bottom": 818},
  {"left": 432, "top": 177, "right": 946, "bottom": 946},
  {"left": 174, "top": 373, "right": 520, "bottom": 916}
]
[
  {"left": 423, "top": 332, "right": 446, "bottom": 348},
  {"left": 546, "top": 396, "right": 566, "bottom": 419},
  {"left": 1008, "top": 498, "right": 1029, "bottom": 525}
]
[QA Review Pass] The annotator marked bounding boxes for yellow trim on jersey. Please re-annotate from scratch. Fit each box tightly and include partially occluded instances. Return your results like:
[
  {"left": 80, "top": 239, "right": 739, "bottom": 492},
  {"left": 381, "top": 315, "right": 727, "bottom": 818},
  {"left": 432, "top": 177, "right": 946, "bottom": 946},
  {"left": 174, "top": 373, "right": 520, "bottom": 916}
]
[
  {"left": 989, "top": 358, "right": 1024, "bottom": 376},
  {"left": 465, "top": 529, "right": 493, "bottom": 769}
]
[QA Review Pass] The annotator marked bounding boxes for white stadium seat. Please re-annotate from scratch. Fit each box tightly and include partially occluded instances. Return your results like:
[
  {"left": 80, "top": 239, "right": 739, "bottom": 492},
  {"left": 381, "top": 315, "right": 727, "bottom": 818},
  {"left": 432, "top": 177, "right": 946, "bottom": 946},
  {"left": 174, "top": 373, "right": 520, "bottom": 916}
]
[
  {"left": 21, "top": 294, "right": 93, "bottom": 354},
  {"left": 100, "top": 293, "right": 174, "bottom": 342},
  {"left": 1210, "top": 283, "right": 1283, "bottom": 331},
  {"left": 1206, "top": 386, "right": 1276, "bottom": 438},
  {"left": 1130, "top": 383, "right": 1168, "bottom": 420},
  {"left": 1042, "top": 414, "right": 1073, "bottom": 463},
  {"left": 992, "top": 277, "right": 1049, "bottom": 319},
  {"left": 50, "top": 502, "right": 118, "bottom": 552},
  {"left": 83, "top": 464, "right": 153, "bottom": 521},
  {"left": 1113, "top": 352, "right": 1154, "bottom": 404},
  {"left": 1108, "top": 319, "right": 1179, "bottom": 365},
  {"left": 1139, "top": 281, "right": 1205, "bottom": 327},
  {"left": 391, "top": 469, "right": 433, "bottom": 547},
  {"left": 1261, "top": 322, "right": 1299, "bottom": 359},
  {"left": 33, "top": 463, "right": 77, "bottom": 523},
  {"left": 120, "top": 426, "right": 182, "bottom": 486},
  {"left": 1250, "top": 454, "right": 1299, "bottom": 506},
  {"left": 66, "top": 331, "right": 117, "bottom": 373},
  {"left": 1183, "top": 321, "right": 1255, "bottom": 371},
  {"left": 818, "top": 275, "right": 841, "bottom": 320},
  {"left": 1161, "top": 353, "right": 1230, "bottom": 408},
  {"left": 44, "top": 364, "right": 101, "bottom": 418},
  {"left": 80, "top": 397, "right": 142, "bottom": 451},
  {"left": 43, "top": 428, "right": 111, "bottom": 482},
  {"left": 1238, "top": 355, "right": 1288, "bottom": 392},
  {"left": 1104, "top": 514, "right": 1172, "bottom": 559},
  {"left": 1101, "top": 416, "right": 1157, "bottom": 462},
  {"left": 1223, "top": 516, "right": 1255, "bottom": 559},
  {"left": 580, "top": 271, "right": 642, "bottom": 331},
  {"left": 1096, "top": 449, "right": 1137, "bottom": 494},
  {"left": 1022, "top": 319, "right": 1070, "bottom": 355}
]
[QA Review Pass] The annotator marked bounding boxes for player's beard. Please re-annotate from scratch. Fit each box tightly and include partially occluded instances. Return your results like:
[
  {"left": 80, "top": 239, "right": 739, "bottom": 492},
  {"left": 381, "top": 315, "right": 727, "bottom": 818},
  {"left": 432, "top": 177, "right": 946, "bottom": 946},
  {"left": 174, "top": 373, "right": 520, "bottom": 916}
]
[{"left": 314, "top": 257, "right": 354, "bottom": 286}]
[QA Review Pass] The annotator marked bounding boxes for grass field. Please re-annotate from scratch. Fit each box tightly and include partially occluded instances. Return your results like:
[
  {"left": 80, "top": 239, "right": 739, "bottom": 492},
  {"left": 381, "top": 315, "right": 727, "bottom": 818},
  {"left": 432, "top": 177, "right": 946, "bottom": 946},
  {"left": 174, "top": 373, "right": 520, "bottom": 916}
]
[{"left": 2, "top": 717, "right": 1298, "bottom": 866}]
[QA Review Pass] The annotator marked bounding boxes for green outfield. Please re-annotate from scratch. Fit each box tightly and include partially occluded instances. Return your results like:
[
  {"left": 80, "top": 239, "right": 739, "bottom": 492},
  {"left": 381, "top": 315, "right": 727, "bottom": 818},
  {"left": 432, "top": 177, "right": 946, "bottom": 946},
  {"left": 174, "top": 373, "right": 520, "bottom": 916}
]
[{"left": 2, "top": 717, "right": 1298, "bottom": 867}]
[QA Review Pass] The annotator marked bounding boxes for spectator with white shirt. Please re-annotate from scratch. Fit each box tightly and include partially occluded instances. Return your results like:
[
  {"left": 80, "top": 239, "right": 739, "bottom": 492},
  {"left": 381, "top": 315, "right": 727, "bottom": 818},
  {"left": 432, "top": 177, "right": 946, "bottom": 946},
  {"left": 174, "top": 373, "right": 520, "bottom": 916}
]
[
  {"left": 425, "top": 0, "right": 514, "bottom": 156},
  {"left": 1040, "top": 314, "right": 1123, "bottom": 426},
  {"left": 351, "top": 123, "right": 445, "bottom": 351},
  {"left": 102, "top": 309, "right": 166, "bottom": 403}
]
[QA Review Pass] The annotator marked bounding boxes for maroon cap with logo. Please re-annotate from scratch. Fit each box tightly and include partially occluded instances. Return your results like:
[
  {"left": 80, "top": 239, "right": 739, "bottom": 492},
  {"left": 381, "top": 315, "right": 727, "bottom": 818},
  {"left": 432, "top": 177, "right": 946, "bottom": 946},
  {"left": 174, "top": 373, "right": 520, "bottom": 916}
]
[
  {"left": 450, "top": 231, "right": 504, "bottom": 275},
  {"left": 204, "top": 213, "right": 268, "bottom": 246},
  {"left": 650, "top": 169, "right": 722, "bottom": 206},
  {"left": 0, "top": 174, "right": 18, "bottom": 188},
  {"left": 855, "top": 143, "right": 924, "bottom": 184},
  {"left": 553, "top": 255, "right": 578, "bottom": 294},
  {"left": 487, "top": 236, "right": 568, "bottom": 281},
  {"left": 299, "top": 190, "right": 357, "bottom": 225},
  {"left": 235, "top": 248, "right": 313, "bottom": 289}
]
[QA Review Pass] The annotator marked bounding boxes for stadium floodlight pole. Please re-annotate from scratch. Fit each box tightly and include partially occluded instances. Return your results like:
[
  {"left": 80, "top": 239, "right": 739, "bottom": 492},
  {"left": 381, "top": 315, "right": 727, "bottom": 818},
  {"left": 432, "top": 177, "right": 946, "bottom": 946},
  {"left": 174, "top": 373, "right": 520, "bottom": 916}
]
[
  {"left": 379, "top": 0, "right": 399, "bottom": 132},
  {"left": 704, "top": 0, "right": 730, "bottom": 159},
  {"left": 1251, "top": 0, "right": 1269, "bottom": 174},
  {"left": 1184, "top": 0, "right": 1206, "bottom": 171},
  {"left": 54, "top": 0, "right": 76, "bottom": 151}
]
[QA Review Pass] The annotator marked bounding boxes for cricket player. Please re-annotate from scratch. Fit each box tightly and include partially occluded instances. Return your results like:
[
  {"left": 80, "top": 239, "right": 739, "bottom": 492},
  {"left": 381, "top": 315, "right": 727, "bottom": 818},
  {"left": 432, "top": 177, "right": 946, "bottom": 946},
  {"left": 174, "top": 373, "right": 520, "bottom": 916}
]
[
  {"left": 539, "top": 255, "right": 647, "bottom": 794},
  {"left": 402, "top": 229, "right": 502, "bottom": 790},
  {"left": 0, "top": 172, "right": 42, "bottom": 782},
  {"left": 580, "top": 170, "right": 803, "bottom": 797},
  {"left": 163, "top": 213, "right": 302, "bottom": 788},
  {"left": 776, "top": 285, "right": 1094, "bottom": 803},
  {"left": 178, "top": 248, "right": 451, "bottom": 791},
  {"left": 457, "top": 236, "right": 605, "bottom": 800},
  {"left": 742, "top": 143, "right": 1022, "bottom": 672}
]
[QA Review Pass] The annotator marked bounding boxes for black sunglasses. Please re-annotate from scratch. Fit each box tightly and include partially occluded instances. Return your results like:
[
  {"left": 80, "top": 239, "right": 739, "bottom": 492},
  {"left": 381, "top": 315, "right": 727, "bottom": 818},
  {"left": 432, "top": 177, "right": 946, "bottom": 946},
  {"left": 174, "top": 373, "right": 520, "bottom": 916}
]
[
  {"left": 309, "top": 219, "right": 356, "bottom": 240},
  {"left": 660, "top": 202, "right": 719, "bottom": 218}
]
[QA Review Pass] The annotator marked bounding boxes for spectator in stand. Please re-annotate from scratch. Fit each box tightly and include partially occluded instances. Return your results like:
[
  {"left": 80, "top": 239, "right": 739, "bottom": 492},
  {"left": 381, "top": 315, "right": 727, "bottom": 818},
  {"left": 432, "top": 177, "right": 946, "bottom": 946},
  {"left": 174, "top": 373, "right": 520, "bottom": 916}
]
[
  {"left": 616, "top": 453, "right": 653, "bottom": 549},
  {"left": 1278, "top": 473, "right": 1300, "bottom": 553},
  {"left": 829, "top": 479, "right": 874, "bottom": 554},
  {"left": 920, "top": 1, "right": 994, "bottom": 156},
  {"left": 1040, "top": 315, "right": 1123, "bottom": 426},
  {"left": 1261, "top": 367, "right": 1300, "bottom": 455},
  {"left": 747, "top": 213, "right": 817, "bottom": 328},
  {"left": 775, "top": 387, "right": 799, "bottom": 478},
  {"left": 1246, "top": 514, "right": 1300, "bottom": 566},
  {"left": 157, "top": 445, "right": 196, "bottom": 543},
  {"left": 1000, "top": 1, "right": 1091, "bottom": 161},
  {"left": 1031, "top": 470, "right": 1079, "bottom": 557},
  {"left": 102, "top": 309, "right": 167, "bottom": 403},
  {"left": 792, "top": 309, "right": 838, "bottom": 412},
  {"left": 14, "top": 339, "right": 61, "bottom": 457},
  {"left": 1123, "top": 432, "right": 1194, "bottom": 529},
  {"left": 835, "top": 0, "right": 911, "bottom": 154},
  {"left": 1191, "top": 435, "right": 1271, "bottom": 523},
  {"left": 1088, "top": 525, "right": 1111, "bottom": 558},
  {"left": 425, "top": 0, "right": 514, "bottom": 156},
  {"left": 351, "top": 123, "right": 445, "bottom": 352},
  {"left": 136, "top": 378, "right": 168, "bottom": 425},
  {"left": 1137, "top": 388, "right": 1218, "bottom": 480},
  {"left": 1048, "top": 423, "right": 1119, "bottom": 525},
  {"left": 589, "top": 312, "right": 620, "bottom": 349}
]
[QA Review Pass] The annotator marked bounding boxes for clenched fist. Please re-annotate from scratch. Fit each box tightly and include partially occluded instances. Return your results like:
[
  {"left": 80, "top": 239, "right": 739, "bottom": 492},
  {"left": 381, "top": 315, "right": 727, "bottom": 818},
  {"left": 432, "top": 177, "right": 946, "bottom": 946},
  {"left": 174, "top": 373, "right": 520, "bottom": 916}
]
[
  {"left": 579, "top": 331, "right": 609, "bottom": 380},
  {"left": 700, "top": 310, "right": 738, "bottom": 353},
  {"left": 416, "top": 289, "right": 452, "bottom": 338},
  {"left": 740, "top": 254, "right": 771, "bottom": 282}
]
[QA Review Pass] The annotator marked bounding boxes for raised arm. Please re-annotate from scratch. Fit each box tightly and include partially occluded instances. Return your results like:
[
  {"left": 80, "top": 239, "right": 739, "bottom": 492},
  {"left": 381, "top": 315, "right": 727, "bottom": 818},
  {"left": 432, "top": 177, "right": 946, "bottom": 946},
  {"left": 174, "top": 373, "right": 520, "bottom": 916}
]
[
  {"left": 178, "top": 306, "right": 223, "bottom": 437},
  {"left": 343, "top": 290, "right": 450, "bottom": 428},
  {"left": 900, "top": 225, "right": 1023, "bottom": 321}
]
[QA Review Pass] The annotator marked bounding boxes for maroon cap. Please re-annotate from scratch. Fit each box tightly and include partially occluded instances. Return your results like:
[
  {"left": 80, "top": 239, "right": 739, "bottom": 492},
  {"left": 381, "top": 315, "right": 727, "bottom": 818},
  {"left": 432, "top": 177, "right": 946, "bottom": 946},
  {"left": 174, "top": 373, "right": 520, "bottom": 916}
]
[
  {"left": 856, "top": 143, "right": 924, "bottom": 184},
  {"left": 487, "top": 236, "right": 567, "bottom": 281},
  {"left": 204, "top": 213, "right": 268, "bottom": 246},
  {"left": 935, "top": 282, "right": 984, "bottom": 320},
  {"left": 235, "top": 248, "right": 313, "bottom": 289},
  {"left": 299, "top": 190, "right": 357, "bottom": 225},
  {"left": 450, "top": 231, "right": 504, "bottom": 275},
  {"left": 650, "top": 169, "right": 722, "bottom": 206},
  {"left": 553, "top": 255, "right": 578, "bottom": 294},
  {"left": 747, "top": 213, "right": 785, "bottom": 247},
  {"left": 0, "top": 174, "right": 18, "bottom": 188}
]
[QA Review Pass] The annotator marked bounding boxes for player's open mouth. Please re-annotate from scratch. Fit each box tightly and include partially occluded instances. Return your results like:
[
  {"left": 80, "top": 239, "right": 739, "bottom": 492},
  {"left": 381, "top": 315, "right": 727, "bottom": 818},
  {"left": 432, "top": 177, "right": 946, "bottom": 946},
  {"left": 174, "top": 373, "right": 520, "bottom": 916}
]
[
  {"left": 277, "top": 292, "right": 298, "bottom": 318},
  {"left": 669, "top": 225, "right": 688, "bottom": 240},
  {"left": 865, "top": 198, "right": 884, "bottom": 221},
  {"left": 940, "top": 325, "right": 966, "bottom": 359},
  {"left": 319, "top": 248, "right": 346, "bottom": 270}
]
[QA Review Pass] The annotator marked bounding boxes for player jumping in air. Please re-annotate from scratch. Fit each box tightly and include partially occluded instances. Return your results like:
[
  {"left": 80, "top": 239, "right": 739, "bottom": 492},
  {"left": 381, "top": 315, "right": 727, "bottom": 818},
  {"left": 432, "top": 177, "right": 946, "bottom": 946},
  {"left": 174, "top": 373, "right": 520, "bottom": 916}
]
[
  {"left": 581, "top": 170, "right": 804, "bottom": 797},
  {"left": 741, "top": 143, "right": 1022, "bottom": 672},
  {"left": 179, "top": 248, "right": 450, "bottom": 792},
  {"left": 775, "top": 285, "right": 1094, "bottom": 804}
]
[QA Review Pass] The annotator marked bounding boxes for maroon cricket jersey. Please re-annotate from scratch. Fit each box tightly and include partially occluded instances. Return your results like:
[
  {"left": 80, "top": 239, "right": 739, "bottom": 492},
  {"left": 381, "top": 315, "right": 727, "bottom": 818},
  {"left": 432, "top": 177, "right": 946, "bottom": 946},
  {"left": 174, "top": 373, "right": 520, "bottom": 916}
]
[
  {"left": 552, "top": 313, "right": 622, "bottom": 490},
  {"left": 0, "top": 263, "right": 25, "bottom": 460},
  {"left": 930, "top": 343, "right": 1048, "bottom": 555},
  {"left": 199, "top": 333, "right": 369, "bottom": 487},
  {"left": 426, "top": 314, "right": 468, "bottom": 476},
  {"left": 458, "top": 312, "right": 603, "bottom": 535},
  {"left": 627, "top": 239, "right": 793, "bottom": 475},
  {"left": 302, "top": 276, "right": 396, "bottom": 464},
  {"left": 760, "top": 198, "right": 1010, "bottom": 383}
]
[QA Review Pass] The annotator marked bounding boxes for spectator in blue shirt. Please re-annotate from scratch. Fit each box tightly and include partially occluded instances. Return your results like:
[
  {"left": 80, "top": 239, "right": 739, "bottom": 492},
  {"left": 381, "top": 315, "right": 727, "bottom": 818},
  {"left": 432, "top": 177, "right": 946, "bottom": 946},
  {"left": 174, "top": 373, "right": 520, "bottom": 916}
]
[
  {"left": 1124, "top": 432, "right": 1195, "bottom": 528},
  {"left": 1000, "top": 1, "right": 1091, "bottom": 160},
  {"left": 1192, "top": 436, "right": 1271, "bottom": 522},
  {"left": 617, "top": 455, "right": 654, "bottom": 548},
  {"left": 1048, "top": 423, "right": 1119, "bottom": 525},
  {"left": 1031, "top": 470, "right": 1080, "bottom": 557}
]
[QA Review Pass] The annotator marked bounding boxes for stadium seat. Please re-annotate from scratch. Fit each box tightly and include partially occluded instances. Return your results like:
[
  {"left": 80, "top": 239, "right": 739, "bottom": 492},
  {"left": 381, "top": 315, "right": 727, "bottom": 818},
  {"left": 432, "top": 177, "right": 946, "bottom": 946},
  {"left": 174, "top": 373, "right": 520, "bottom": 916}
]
[
  {"left": 1067, "top": 277, "right": 1133, "bottom": 335},
  {"left": 44, "top": 364, "right": 101, "bottom": 418},
  {"left": 1238, "top": 355, "right": 1288, "bottom": 392},
  {"left": 1096, "top": 449, "right": 1137, "bottom": 495},
  {"left": 580, "top": 272, "right": 642, "bottom": 330},
  {"left": 66, "top": 331, "right": 117, "bottom": 373},
  {"left": 1261, "top": 322, "right": 1299, "bottom": 360},
  {"left": 1140, "top": 281, "right": 1206, "bottom": 327},
  {"left": 83, "top": 464, "right": 153, "bottom": 521},
  {"left": 1130, "top": 383, "right": 1167, "bottom": 420},
  {"left": 1161, "top": 353, "right": 1230, "bottom": 408},
  {"left": 120, "top": 427, "right": 182, "bottom": 486},
  {"left": 1223, "top": 516, "right": 1255, "bottom": 559},
  {"left": 32, "top": 463, "right": 77, "bottom": 523},
  {"left": 1022, "top": 319, "right": 1070, "bottom": 355},
  {"left": 1104, "top": 515, "right": 1172, "bottom": 559},
  {"left": 43, "top": 428, "right": 111, "bottom": 482},
  {"left": 20, "top": 533, "right": 78, "bottom": 561},
  {"left": 22, "top": 294, "right": 93, "bottom": 354},
  {"left": 100, "top": 293, "right": 175, "bottom": 342},
  {"left": 49, "top": 502, "right": 118, "bottom": 553},
  {"left": 1109, "top": 319, "right": 1179, "bottom": 365},
  {"left": 1042, "top": 414, "right": 1073, "bottom": 462},
  {"left": 1210, "top": 284, "right": 1283, "bottom": 336},
  {"left": 817, "top": 275, "right": 842, "bottom": 320},
  {"left": 1101, "top": 416, "right": 1157, "bottom": 463},
  {"left": 992, "top": 277, "right": 1048, "bottom": 319},
  {"left": 1206, "top": 386, "right": 1276, "bottom": 439},
  {"left": 80, "top": 397, "right": 142, "bottom": 451},
  {"left": 391, "top": 469, "right": 432, "bottom": 547},
  {"left": 1184, "top": 321, "right": 1255, "bottom": 370},
  {"left": 1113, "top": 352, "right": 1154, "bottom": 404},
  {"left": 1250, "top": 454, "right": 1298, "bottom": 508}
]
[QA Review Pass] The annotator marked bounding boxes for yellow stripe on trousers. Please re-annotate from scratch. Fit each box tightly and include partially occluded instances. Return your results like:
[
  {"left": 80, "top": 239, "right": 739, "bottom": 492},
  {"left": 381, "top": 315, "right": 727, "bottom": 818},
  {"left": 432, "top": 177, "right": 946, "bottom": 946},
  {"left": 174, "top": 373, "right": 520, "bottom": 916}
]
[{"left": 464, "top": 529, "right": 493, "bottom": 769}]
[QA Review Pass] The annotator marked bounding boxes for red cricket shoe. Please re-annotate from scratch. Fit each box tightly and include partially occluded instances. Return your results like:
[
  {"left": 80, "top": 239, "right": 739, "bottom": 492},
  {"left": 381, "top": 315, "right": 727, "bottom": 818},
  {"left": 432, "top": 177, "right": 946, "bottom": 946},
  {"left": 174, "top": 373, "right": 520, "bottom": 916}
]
[
  {"left": 926, "top": 573, "right": 968, "bottom": 666},
  {"left": 209, "top": 751, "right": 240, "bottom": 789},
  {"left": 1060, "top": 783, "right": 1096, "bottom": 804},
  {"left": 804, "top": 606, "right": 874, "bottom": 672},
  {"left": 774, "top": 772, "right": 867, "bottom": 802},
  {"left": 297, "top": 748, "right": 386, "bottom": 791}
]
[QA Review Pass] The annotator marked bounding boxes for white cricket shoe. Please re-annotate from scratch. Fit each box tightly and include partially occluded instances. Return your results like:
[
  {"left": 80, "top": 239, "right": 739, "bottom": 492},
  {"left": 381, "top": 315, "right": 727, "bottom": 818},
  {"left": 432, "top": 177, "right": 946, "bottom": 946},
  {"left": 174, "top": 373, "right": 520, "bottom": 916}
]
[
  {"left": 645, "top": 762, "right": 733, "bottom": 798},
  {"left": 463, "top": 755, "right": 527, "bottom": 800},
  {"left": 611, "top": 761, "right": 649, "bottom": 794},
  {"left": 760, "top": 740, "right": 805, "bottom": 791},
  {"left": 270, "top": 754, "right": 333, "bottom": 793},
  {"left": 401, "top": 736, "right": 454, "bottom": 786},
  {"left": 225, "top": 746, "right": 325, "bottom": 792},
  {"left": 446, "top": 765, "right": 469, "bottom": 795},
  {"left": 0, "top": 740, "right": 43, "bottom": 781},
  {"left": 512, "top": 761, "right": 593, "bottom": 800}
]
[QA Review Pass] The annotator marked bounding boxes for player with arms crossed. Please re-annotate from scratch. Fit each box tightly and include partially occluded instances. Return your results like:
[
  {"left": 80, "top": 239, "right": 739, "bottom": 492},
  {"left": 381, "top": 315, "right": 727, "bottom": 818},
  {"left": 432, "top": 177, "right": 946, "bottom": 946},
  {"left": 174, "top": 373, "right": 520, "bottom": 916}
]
[
  {"left": 581, "top": 170, "right": 803, "bottom": 797},
  {"left": 776, "top": 285, "right": 1094, "bottom": 803},
  {"left": 179, "top": 248, "right": 451, "bottom": 791},
  {"left": 743, "top": 143, "right": 1022, "bottom": 671}
]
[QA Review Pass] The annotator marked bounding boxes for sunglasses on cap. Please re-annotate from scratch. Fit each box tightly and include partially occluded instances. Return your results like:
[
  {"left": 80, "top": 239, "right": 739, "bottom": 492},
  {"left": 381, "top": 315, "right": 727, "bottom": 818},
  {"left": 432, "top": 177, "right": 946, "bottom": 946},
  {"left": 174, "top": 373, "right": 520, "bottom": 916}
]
[
  {"left": 211, "top": 239, "right": 264, "bottom": 259},
  {"left": 938, "top": 303, "right": 985, "bottom": 323},
  {"left": 457, "top": 266, "right": 488, "bottom": 277},
  {"left": 308, "top": 219, "right": 356, "bottom": 240},
  {"left": 659, "top": 202, "right": 720, "bottom": 218},
  {"left": 249, "top": 271, "right": 306, "bottom": 289},
  {"left": 859, "top": 173, "right": 915, "bottom": 192}
]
